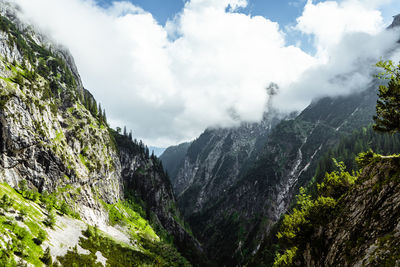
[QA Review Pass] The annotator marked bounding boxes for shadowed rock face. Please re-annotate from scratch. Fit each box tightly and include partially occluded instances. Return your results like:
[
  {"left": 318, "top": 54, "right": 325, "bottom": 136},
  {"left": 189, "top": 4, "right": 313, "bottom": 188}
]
[
  {"left": 389, "top": 14, "right": 400, "bottom": 29},
  {"left": 114, "top": 133, "right": 207, "bottom": 265},
  {"left": 295, "top": 157, "right": 400, "bottom": 267},
  {"left": 162, "top": 76, "right": 382, "bottom": 265}
]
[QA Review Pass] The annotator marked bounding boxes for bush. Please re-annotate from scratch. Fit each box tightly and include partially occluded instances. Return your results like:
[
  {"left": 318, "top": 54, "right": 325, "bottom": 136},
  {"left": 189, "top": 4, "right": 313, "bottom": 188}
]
[
  {"left": 34, "top": 229, "right": 47, "bottom": 245},
  {"left": 0, "top": 194, "right": 14, "bottom": 212},
  {"left": 317, "top": 159, "right": 357, "bottom": 199},
  {"left": 40, "top": 247, "right": 52, "bottom": 265},
  {"left": 273, "top": 247, "right": 298, "bottom": 267},
  {"left": 15, "top": 226, "right": 29, "bottom": 240},
  {"left": 59, "top": 201, "right": 70, "bottom": 215},
  {"left": 18, "top": 180, "right": 27, "bottom": 194},
  {"left": 19, "top": 208, "right": 28, "bottom": 221},
  {"left": 356, "top": 150, "right": 380, "bottom": 168},
  {"left": 43, "top": 211, "right": 56, "bottom": 228}
]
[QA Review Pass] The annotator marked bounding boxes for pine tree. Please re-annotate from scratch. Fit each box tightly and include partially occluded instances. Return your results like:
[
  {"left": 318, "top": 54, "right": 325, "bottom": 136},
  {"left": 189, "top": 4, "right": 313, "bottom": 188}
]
[
  {"left": 374, "top": 60, "right": 400, "bottom": 133},
  {"left": 103, "top": 109, "right": 107, "bottom": 124},
  {"left": 41, "top": 247, "right": 52, "bottom": 265}
]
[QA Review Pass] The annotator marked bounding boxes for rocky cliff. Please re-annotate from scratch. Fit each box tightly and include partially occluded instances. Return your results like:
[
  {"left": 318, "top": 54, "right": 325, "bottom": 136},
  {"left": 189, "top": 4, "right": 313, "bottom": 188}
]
[
  {"left": 0, "top": 1, "right": 201, "bottom": 265},
  {"left": 164, "top": 111, "right": 283, "bottom": 217},
  {"left": 160, "top": 141, "right": 191, "bottom": 184},
  {"left": 253, "top": 154, "right": 400, "bottom": 267},
  {"left": 299, "top": 155, "right": 400, "bottom": 267}
]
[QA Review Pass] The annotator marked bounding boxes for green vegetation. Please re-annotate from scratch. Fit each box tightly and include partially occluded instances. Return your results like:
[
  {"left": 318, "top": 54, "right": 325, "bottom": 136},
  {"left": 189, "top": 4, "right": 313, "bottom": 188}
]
[
  {"left": 102, "top": 200, "right": 159, "bottom": 242},
  {"left": 313, "top": 126, "right": 400, "bottom": 189},
  {"left": 0, "top": 180, "right": 191, "bottom": 266},
  {"left": 0, "top": 183, "right": 48, "bottom": 266},
  {"left": 58, "top": 225, "right": 191, "bottom": 266},
  {"left": 17, "top": 181, "right": 79, "bottom": 220},
  {"left": 273, "top": 160, "right": 357, "bottom": 266},
  {"left": 374, "top": 60, "right": 400, "bottom": 133}
]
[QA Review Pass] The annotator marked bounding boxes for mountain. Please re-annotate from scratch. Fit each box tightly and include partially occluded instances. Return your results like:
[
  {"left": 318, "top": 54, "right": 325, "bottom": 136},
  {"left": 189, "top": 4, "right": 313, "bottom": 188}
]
[
  {"left": 149, "top": 146, "right": 166, "bottom": 157},
  {"left": 2, "top": 0, "right": 400, "bottom": 265},
  {"left": 0, "top": 2, "right": 203, "bottom": 265},
  {"left": 161, "top": 77, "right": 390, "bottom": 264},
  {"left": 161, "top": 14, "right": 400, "bottom": 264},
  {"left": 160, "top": 141, "right": 192, "bottom": 184}
]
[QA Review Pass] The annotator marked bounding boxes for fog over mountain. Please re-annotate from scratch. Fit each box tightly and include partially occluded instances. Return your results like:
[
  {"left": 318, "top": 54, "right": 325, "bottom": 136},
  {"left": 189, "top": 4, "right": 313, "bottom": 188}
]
[{"left": 11, "top": 0, "right": 400, "bottom": 146}]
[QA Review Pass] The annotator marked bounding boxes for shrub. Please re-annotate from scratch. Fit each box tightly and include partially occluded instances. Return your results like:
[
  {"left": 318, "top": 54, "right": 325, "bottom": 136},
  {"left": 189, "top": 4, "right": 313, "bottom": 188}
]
[
  {"left": 317, "top": 159, "right": 357, "bottom": 199},
  {"left": 34, "top": 229, "right": 47, "bottom": 245},
  {"left": 0, "top": 194, "right": 14, "bottom": 212},
  {"left": 19, "top": 208, "right": 28, "bottom": 221},
  {"left": 40, "top": 247, "right": 52, "bottom": 265},
  {"left": 18, "top": 180, "right": 27, "bottom": 194},
  {"left": 43, "top": 211, "right": 56, "bottom": 228},
  {"left": 59, "top": 201, "right": 70, "bottom": 215},
  {"left": 15, "top": 227, "right": 29, "bottom": 240},
  {"left": 273, "top": 247, "right": 298, "bottom": 267}
]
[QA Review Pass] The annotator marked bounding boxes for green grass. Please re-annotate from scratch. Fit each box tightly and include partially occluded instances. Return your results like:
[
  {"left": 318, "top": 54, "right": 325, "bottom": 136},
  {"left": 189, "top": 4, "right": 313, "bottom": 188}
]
[
  {"left": 0, "top": 183, "right": 46, "bottom": 266},
  {"left": 57, "top": 224, "right": 191, "bottom": 267},
  {"left": 102, "top": 200, "right": 159, "bottom": 242}
]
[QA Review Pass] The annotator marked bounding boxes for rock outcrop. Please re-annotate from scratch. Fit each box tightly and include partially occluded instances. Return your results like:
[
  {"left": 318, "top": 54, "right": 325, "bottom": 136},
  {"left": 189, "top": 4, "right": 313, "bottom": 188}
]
[{"left": 300, "top": 156, "right": 400, "bottom": 267}]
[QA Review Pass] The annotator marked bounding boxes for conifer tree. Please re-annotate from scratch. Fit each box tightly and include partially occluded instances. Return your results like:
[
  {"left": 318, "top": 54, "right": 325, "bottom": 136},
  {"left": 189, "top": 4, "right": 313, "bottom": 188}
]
[
  {"left": 374, "top": 60, "right": 400, "bottom": 133},
  {"left": 103, "top": 109, "right": 107, "bottom": 124}
]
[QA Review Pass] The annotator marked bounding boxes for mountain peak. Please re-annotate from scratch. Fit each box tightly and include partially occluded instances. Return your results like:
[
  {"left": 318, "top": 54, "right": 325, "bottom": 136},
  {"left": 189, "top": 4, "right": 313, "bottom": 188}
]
[{"left": 389, "top": 14, "right": 400, "bottom": 29}]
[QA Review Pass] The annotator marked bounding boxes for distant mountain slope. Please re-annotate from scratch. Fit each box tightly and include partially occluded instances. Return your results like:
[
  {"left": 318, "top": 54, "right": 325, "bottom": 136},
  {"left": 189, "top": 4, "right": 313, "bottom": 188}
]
[
  {"left": 192, "top": 87, "right": 380, "bottom": 265},
  {"left": 162, "top": 14, "right": 400, "bottom": 264},
  {"left": 162, "top": 82, "right": 381, "bottom": 265},
  {"left": 160, "top": 141, "right": 191, "bottom": 184},
  {"left": 161, "top": 111, "right": 282, "bottom": 217}
]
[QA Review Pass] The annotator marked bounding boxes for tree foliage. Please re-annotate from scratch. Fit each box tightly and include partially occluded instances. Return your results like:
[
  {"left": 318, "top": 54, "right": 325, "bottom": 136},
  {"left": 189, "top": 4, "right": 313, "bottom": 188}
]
[{"left": 374, "top": 60, "right": 400, "bottom": 133}]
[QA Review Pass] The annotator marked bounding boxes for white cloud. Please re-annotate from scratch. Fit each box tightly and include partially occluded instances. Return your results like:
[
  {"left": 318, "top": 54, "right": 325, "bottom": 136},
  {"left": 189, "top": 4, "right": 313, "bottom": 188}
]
[
  {"left": 12, "top": 0, "right": 315, "bottom": 146},
  {"left": 296, "top": 0, "right": 384, "bottom": 57},
  {"left": 9, "top": 0, "right": 400, "bottom": 146},
  {"left": 275, "top": 0, "right": 400, "bottom": 111},
  {"left": 275, "top": 30, "right": 400, "bottom": 111}
]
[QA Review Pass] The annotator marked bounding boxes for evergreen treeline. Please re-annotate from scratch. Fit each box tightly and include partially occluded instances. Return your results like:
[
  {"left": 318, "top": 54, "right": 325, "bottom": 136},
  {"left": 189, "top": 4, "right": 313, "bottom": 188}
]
[
  {"left": 109, "top": 127, "right": 161, "bottom": 166},
  {"left": 78, "top": 89, "right": 108, "bottom": 126},
  {"left": 313, "top": 126, "right": 400, "bottom": 187}
]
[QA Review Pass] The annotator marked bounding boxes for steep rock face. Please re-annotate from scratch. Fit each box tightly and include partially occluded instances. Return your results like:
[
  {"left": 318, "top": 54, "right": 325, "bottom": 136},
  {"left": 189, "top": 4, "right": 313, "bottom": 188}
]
[
  {"left": 292, "top": 156, "right": 400, "bottom": 266},
  {"left": 0, "top": 3, "right": 121, "bottom": 225},
  {"left": 389, "top": 14, "right": 400, "bottom": 29},
  {"left": 163, "top": 112, "right": 282, "bottom": 218},
  {"left": 115, "top": 133, "right": 206, "bottom": 265}
]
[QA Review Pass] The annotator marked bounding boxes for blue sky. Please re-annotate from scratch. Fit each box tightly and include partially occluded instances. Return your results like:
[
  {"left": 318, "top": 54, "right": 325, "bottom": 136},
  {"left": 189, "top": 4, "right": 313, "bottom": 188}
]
[
  {"left": 95, "top": 0, "right": 319, "bottom": 51},
  {"left": 94, "top": 0, "right": 400, "bottom": 54},
  {"left": 96, "top": 0, "right": 311, "bottom": 25}
]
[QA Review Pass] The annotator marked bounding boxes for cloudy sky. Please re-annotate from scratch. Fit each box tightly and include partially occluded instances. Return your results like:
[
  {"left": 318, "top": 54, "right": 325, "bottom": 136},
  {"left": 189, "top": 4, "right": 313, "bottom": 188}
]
[{"left": 12, "top": 0, "right": 400, "bottom": 147}]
